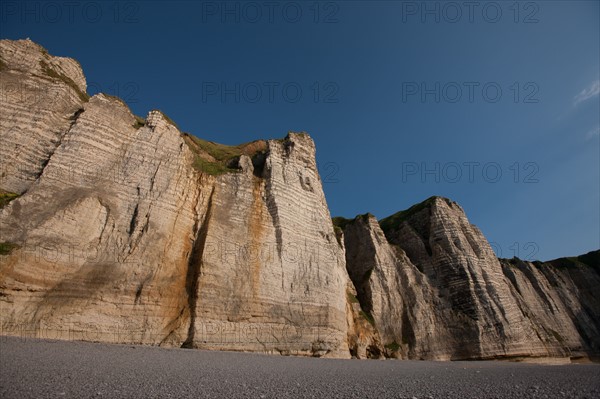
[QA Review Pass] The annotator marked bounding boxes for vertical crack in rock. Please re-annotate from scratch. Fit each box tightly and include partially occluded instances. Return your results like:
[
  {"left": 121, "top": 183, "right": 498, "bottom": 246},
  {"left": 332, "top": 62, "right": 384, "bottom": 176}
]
[
  {"left": 149, "top": 162, "right": 161, "bottom": 193},
  {"left": 127, "top": 204, "right": 139, "bottom": 236},
  {"left": 96, "top": 198, "right": 110, "bottom": 245},
  {"left": 249, "top": 178, "right": 265, "bottom": 296},
  {"left": 134, "top": 278, "right": 148, "bottom": 305},
  {"left": 157, "top": 181, "right": 204, "bottom": 345},
  {"left": 263, "top": 150, "right": 284, "bottom": 262},
  {"left": 182, "top": 186, "right": 215, "bottom": 348},
  {"left": 264, "top": 182, "right": 283, "bottom": 261},
  {"left": 342, "top": 216, "right": 376, "bottom": 316},
  {"left": 68, "top": 107, "right": 85, "bottom": 128}
]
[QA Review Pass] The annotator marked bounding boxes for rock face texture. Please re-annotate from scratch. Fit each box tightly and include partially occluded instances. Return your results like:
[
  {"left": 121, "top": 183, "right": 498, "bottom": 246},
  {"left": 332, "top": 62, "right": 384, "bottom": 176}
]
[
  {"left": 0, "top": 39, "right": 88, "bottom": 194},
  {"left": 500, "top": 253, "right": 600, "bottom": 360},
  {"left": 1, "top": 39, "right": 598, "bottom": 361},
  {"left": 183, "top": 134, "right": 349, "bottom": 357},
  {"left": 339, "top": 198, "right": 600, "bottom": 360},
  {"left": 0, "top": 39, "right": 349, "bottom": 357}
]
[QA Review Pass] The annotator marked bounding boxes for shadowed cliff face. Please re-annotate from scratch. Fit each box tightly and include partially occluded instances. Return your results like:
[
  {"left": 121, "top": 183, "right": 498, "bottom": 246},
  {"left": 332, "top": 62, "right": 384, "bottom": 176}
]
[
  {"left": 1, "top": 40, "right": 598, "bottom": 361},
  {"left": 340, "top": 197, "right": 599, "bottom": 360},
  {"left": 381, "top": 197, "right": 549, "bottom": 359},
  {"left": 500, "top": 253, "right": 600, "bottom": 360}
]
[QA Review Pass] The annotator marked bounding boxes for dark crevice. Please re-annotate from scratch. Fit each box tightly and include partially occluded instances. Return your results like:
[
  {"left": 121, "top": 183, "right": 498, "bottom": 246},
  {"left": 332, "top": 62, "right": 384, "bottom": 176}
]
[
  {"left": 69, "top": 108, "right": 84, "bottom": 125},
  {"left": 263, "top": 154, "right": 283, "bottom": 259},
  {"left": 134, "top": 280, "right": 145, "bottom": 305},
  {"left": 356, "top": 269, "right": 374, "bottom": 315},
  {"left": 251, "top": 150, "right": 267, "bottom": 178},
  {"left": 283, "top": 136, "right": 295, "bottom": 157},
  {"left": 142, "top": 215, "right": 150, "bottom": 233},
  {"left": 128, "top": 204, "right": 139, "bottom": 236},
  {"left": 401, "top": 303, "right": 415, "bottom": 349},
  {"left": 267, "top": 198, "right": 283, "bottom": 259},
  {"left": 366, "top": 344, "right": 382, "bottom": 359},
  {"left": 182, "top": 187, "right": 215, "bottom": 348},
  {"left": 342, "top": 218, "right": 376, "bottom": 323},
  {"left": 149, "top": 163, "right": 160, "bottom": 193}
]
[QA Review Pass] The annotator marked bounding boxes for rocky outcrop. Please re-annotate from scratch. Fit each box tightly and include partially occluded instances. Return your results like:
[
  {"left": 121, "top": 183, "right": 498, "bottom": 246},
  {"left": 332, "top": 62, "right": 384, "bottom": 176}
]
[
  {"left": 501, "top": 252, "right": 600, "bottom": 360},
  {"left": 0, "top": 74, "right": 205, "bottom": 346},
  {"left": 339, "top": 213, "right": 448, "bottom": 359},
  {"left": 340, "top": 197, "right": 599, "bottom": 361},
  {"left": 0, "top": 39, "right": 349, "bottom": 357},
  {"left": 182, "top": 133, "right": 349, "bottom": 357},
  {"left": 334, "top": 226, "right": 382, "bottom": 359},
  {"left": 0, "top": 39, "right": 88, "bottom": 194},
  {"left": 1, "top": 39, "right": 598, "bottom": 361}
]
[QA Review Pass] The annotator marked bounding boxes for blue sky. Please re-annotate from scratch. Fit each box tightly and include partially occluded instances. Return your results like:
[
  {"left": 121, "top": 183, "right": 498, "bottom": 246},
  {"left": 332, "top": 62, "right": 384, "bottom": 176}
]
[{"left": 1, "top": 1, "right": 598, "bottom": 260}]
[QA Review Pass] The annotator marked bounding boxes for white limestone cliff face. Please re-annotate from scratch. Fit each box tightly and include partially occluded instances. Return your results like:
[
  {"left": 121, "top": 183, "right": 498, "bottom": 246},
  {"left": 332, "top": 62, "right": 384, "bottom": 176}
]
[
  {"left": 333, "top": 226, "right": 382, "bottom": 359},
  {"left": 0, "top": 90, "right": 204, "bottom": 346},
  {"left": 341, "top": 213, "right": 451, "bottom": 359},
  {"left": 0, "top": 39, "right": 88, "bottom": 194},
  {"left": 382, "top": 197, "right": 556, "bottom": 359},
  {"left": 501, "top": 254, "right": 600, "bottom": 359},
  {"left": 1, "top": 39, "right": 598, "bottom": 361},
  {"left": 0, "top": 40, "right": 350, "bottom": 357},
  {"left": 341, "top": 198, "right": 599, "bottom": 360},
  {"left": 184, "top": 134, "right": 350, "bottom": 357}
]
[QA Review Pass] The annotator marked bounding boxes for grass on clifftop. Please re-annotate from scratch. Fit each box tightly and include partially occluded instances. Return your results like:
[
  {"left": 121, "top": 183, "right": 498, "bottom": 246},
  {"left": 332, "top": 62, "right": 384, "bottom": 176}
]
[
  {"left": 0, "top": 190, "right": 19, "bottom": 209},
  {"left": 379, "top": 196, "right": 450, "bottom": 235},
  {"left": 501, "top": 250, "right": 599, "bottom": 271},
  {"left": 183, "top": 133, "right": 267, "bottom": 176},
  {"left": 547, "top": 250, "right": 600, "bottom": 270},
  {"left": 332, "top": 216, "right": 351, "bottom": 231},
  {"left": 133, "top": 115, "right": 145, "bottom": 129},
  {"left": 39, "top": 60, "right": 89, "bottom": 102},
  {"left": 103, "top": 93, "right": 128, "bottom": 107},
  {"left": 332, "top": 214, "right": 373, "bottom": 230},
  {"left": 578, "top": 250, "right": 600, "bottom": 268},
  {"left": 332, "top": 217, "right": 351, "bottom": 246},
  {"left": 156, "top": 110, "right": 180, "bottom": 130}
]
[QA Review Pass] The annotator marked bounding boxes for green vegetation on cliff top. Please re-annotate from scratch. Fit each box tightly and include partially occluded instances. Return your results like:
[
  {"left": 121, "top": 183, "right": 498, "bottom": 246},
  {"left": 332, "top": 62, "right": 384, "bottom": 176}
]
[
  {"left": 332, "top": 216, "right": 352, "bottom": 231},
  {"left": 501, "top": 250, "right": 599, "bottom": 270},
  {"left": 183, "top": 133, "right": 267, "bottom": 176},
  {"left": 379, "top": 196, "right": 451, "bottom": 235},
  {"left": 547, "top": 250, "right": 600, "bottom": 270}
]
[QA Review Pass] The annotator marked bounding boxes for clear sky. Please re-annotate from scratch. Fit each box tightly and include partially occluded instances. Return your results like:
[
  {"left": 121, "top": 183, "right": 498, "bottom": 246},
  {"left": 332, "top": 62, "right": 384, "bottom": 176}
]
[{"left": 1, "top": 1, "right": 598, "bottom": 261}]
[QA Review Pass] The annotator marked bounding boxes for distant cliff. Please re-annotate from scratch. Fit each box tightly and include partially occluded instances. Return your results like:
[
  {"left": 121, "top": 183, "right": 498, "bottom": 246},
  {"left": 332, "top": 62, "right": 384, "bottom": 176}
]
[
  {"left": 337, "top": 198, "right": 599, "bottom": 360},
  {"left": 1, "top": 39, "right": 598, "bottom": 361}
]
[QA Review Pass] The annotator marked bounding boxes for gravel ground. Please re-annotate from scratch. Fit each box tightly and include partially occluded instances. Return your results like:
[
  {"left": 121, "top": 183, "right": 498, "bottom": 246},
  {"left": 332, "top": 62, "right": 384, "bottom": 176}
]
[{"left": 1, "top": 336, "right": 599, "bottom": 398}]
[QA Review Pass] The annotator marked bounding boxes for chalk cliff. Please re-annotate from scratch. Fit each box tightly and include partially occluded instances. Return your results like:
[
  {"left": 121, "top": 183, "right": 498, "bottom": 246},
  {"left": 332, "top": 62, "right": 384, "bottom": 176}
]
[
  {"left": 339, "top": 198, "right": 599, "bottom": 360},
  {"left": 0, "top": 39, "right": 349, "bottom": 357},
  {"left": 500, "top": 252, "right": 600, "bottom": 360},
  {"left": 1, "top": 39, "right": 598, "bottom": 361}
]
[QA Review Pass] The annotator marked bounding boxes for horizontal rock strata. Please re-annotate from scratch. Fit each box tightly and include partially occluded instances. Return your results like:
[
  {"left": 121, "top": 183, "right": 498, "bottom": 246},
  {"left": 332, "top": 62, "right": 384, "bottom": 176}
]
[{"left": 1, "top": 39, "right": 598, "bottom": 361}]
